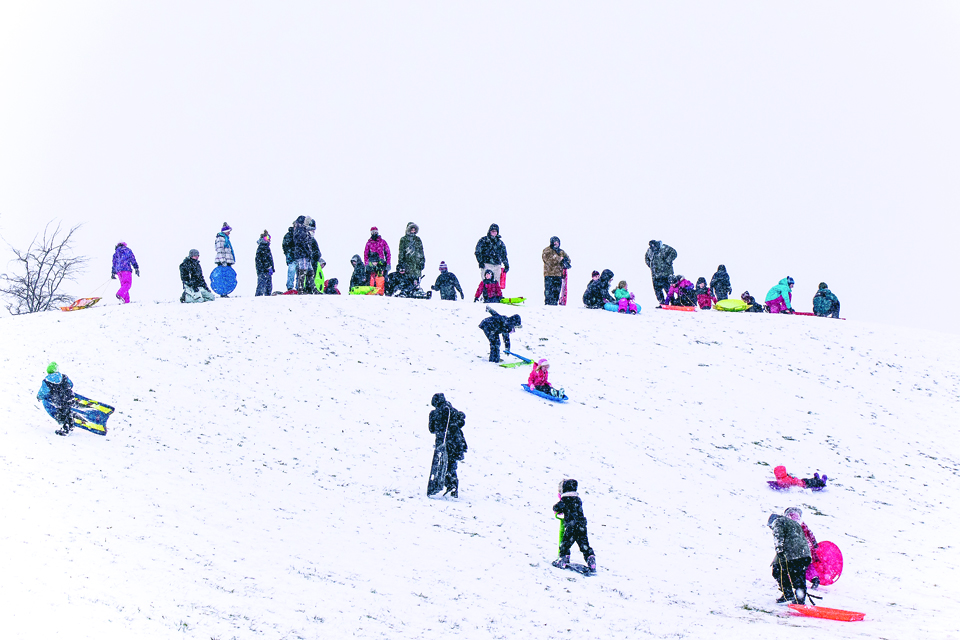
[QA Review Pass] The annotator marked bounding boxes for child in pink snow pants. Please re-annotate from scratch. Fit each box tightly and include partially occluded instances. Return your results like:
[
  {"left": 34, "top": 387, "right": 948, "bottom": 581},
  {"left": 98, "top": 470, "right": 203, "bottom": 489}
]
[{"left": 111, "top": 242, "right": 139, "bottom": 304}]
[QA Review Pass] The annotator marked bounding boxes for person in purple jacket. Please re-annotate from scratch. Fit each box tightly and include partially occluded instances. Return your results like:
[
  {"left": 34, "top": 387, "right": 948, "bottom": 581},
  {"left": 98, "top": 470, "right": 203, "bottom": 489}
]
[{"left": 111, "top": 241, "right": 140, "bottom": 304}]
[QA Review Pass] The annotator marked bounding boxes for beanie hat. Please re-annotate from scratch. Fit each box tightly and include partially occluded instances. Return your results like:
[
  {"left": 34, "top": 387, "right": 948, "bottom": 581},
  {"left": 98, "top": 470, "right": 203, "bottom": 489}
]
[
  {"left": 189, "top": 249, "right": 200, "bottom": 258},
  {"left": 559, "top": 478, "right": 578, "bottom": 494},
  {"left": 767, "top": 513, "right": 780, "bottom": 528},
  {"left": 784, "top": 507, "right": 802, "bottom": 521},
  {"left": 536, "top": 358, "right": 549, "bottom": 368},
  {"left": 787, "top": 276, "right": 795, "bottom": 285},
  {"left": 439, "top": 261, "right": 448, "bottom": 271},
  {"left": 819, "top": 282, "right": 828, "bottom": 290},
  {"left": 116, "top": 241, "right": 127, "bottom": 248},
  {"left": 46, "top": 362, "right": 58, "bottom": 374},
  {"left": 592, "top": 270, "right": 600, "bottom": 278},
  {"left": 260, "top": 230, "right": 270, "bottom": 241},
  {"left": 221, "top": 222, "right": 231, "bottom": 232},
  {"left": 370, "top": 226, "right": 379, "bottom": 234}
]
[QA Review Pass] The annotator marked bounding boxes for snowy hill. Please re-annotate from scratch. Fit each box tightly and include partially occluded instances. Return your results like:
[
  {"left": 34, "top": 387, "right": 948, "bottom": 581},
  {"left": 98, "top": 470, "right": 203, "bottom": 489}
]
[{"left": 2, "top": 297, "right": 959, "bottom": 639}]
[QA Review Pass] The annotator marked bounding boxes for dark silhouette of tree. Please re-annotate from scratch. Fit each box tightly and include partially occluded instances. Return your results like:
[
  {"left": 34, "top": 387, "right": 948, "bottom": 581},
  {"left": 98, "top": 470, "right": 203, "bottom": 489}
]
[{"left": 0, "top": 221, "right": 88, "bottom": 314}]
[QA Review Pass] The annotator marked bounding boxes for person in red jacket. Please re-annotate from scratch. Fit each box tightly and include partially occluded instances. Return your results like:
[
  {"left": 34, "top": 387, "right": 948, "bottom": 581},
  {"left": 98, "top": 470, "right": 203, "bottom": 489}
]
[
  {"left": 528, "top": 359, "right": 565, "bottom": 398},
  {"left": 474, "top": 269, "right": 503, "bottom": 303}
]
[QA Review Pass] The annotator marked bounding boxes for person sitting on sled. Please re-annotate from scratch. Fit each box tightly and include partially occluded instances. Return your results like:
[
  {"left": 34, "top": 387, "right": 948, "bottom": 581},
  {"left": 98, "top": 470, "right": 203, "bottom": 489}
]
[
  {"left": 741, "top": 291, "right": 765, "bottom": 313},
  {"left": 663, "top": 275, "right": 696, "bottom": 307},
  {"left": 37, "top": 362, "right": 76, "bottom": 436},
  {"left": 553, "top": 479, "right": 596, "bottom": 572},
  {"left": 613, "top": 280, "right": 638, "bottom": 314},
  {"left": 770, "top": 465, "right": 828, "bottom": 490},
  {"left": 528, "top": 359, "right": 565, "bottom": 398},
  {"left": 768, "top": 511, "right": 812, "bottom": 604},
  {"left": 784, "top": 507, "right": 823, "bottom": 588}
]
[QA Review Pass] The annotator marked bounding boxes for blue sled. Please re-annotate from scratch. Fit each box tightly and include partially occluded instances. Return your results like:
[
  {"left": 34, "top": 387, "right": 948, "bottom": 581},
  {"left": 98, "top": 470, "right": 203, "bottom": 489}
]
[
  {"left": 521, "top": 384, "right": 568, "bottom": 403},
  {"left": 211, "top": 265, "right": 238, "bottom": 296},
  {"left": 604, "top": 302, "right": 640, "bottom": 314}
]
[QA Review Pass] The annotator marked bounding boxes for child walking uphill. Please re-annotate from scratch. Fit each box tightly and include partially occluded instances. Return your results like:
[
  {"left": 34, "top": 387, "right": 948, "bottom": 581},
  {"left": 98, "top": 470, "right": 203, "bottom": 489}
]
[
  {"left": 613, "top": 281, "right": 638, "bottom": 314},
  {"left": 695, "top": 277, "right": 718, "bottom": 309},
  {"left": 552, "top": 479, "right": 596, "bottom": 573}
]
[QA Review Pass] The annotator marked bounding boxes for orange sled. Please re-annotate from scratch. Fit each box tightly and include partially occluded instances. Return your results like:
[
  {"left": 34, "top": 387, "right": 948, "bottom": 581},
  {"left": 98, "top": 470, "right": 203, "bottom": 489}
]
[
  {"left": 60, "top": 297, "right": 102, "bottom": 312},
  {"left": 658, "top": 305, "right": 697, "bottom": 312},
  {"left": 788, "top": 604, "right": 865, "bottom": 622}
]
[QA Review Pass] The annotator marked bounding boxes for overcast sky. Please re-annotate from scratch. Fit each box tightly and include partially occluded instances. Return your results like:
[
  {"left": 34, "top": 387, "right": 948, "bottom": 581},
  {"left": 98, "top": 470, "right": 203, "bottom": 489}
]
[{"left": 2, "top": 2, "right": 958, "bottom": 333}]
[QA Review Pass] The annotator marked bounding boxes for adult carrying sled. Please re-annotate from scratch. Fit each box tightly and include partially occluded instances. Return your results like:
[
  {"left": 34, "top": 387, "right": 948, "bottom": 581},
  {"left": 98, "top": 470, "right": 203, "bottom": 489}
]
[
  {"left": 60, "top": 297, "right": 102, "bottom": 312},
  {"left": 210, "top": 265, "right": 238, "bottom": 296},
  {"left": 521, "top": 384, "right": 568, "bottom": 403},
  {"left": 426, "top": 411, "right": 451, "bottom": 497}
]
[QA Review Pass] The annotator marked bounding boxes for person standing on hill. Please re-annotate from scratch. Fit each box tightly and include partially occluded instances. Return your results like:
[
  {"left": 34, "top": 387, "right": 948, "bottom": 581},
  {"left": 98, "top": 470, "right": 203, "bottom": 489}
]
[
  {"left": 364, "top": 226, "right": 391, "bottom": 285},
  {"left": 813, "top": 282, "right": 841, "bottom": 319},
  {"left": 710, "top": 265, "right": 732, "bottom": 301},
  {"left": 214, "top": 223, "right": 236, "bottom": 267},
  {"left": 254, "top": 230, "right": 275, "bottom": 297},
  {"left": 398, "top": 222, "right": 425, "bottom": 283},
  {"left": 582, "top": 269, "right": 615, "bottom": 309},
  {"left": 765, "top": 277, "right": 796, "bottom": 314},
  {"left": 349, "top": 254, "right": 367, "bottom": 291},
  {"left": 431, "top": 262, "right": 464, "bottom": 300},
  {"left": 290, "top": 216, "right": 313, "bottom": 293},
  {"left": 474, "top": 223, "right": 509, "bottom": 284},
  {"left": 282, "top": 222, "right": 297, "bottom": 292},
  {"left": 644, "top": 240, "right": 677, "bottom": 304},
  {"left": 767, "top": 511, "right": 812, "bottom": 605},
  {"left": 428, "top": 393, "right": 468, "bottom": 498},
  {"left": 542, "top": 236, "right": 571, "bottom": 306},
  {"left": 111, "top": 241, "right": 139, "bottom": 304},
  {"left": 552, "top": 478, "right": 597, "bottom": 572}
]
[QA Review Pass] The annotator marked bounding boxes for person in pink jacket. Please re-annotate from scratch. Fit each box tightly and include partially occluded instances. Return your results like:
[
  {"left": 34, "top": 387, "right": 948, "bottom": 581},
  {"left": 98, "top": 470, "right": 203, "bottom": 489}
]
[
  {"left": 364, "top": 227, "right": 392, "bottom": 280},
  {"left": 528, "top": 359, "right": 552, "bottom": 393}
]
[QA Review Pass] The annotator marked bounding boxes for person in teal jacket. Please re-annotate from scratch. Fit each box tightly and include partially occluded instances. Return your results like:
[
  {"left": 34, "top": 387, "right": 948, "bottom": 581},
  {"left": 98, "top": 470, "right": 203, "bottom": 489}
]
[
  {"left": 765, "top": 277, "right": 795, "bottom": 314},
  {"left": 37, "top": 362, "right": 75, "bottom": 435}
]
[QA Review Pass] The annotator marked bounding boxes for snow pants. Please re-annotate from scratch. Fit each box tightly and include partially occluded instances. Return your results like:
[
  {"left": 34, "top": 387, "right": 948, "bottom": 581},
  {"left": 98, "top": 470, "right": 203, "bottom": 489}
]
[
  {"left": 714, "top": 285, "right": 731, "bottom": 301},
  {"left": 559, "top": 524, "right": 595, "bottom": 561},
  {"left": 651, "top": 275, "right": 670, "bottom": 304},
  {"left": 772, "top": 555, "right": 811, "bottom": 602},
  {"left": 116, "top": 270, "right": 133, "bottom": 304},
  {"left": 255, "top": 272, "right": 272, "bottom": 297},
  {"left": 617, "top": 298, "right": 638, "bottom": 313},
  {"left": 766, "top": 292, "right": 793, "bottom": 314},
  {"left": 444, "top": 458, "right": 459, "bottom": 495},
  {"left": 544, "top": 276, "right": 562, "bottom": 305},
  {"left": 183, "top": 285, "right": 216, "bottom": 303}
]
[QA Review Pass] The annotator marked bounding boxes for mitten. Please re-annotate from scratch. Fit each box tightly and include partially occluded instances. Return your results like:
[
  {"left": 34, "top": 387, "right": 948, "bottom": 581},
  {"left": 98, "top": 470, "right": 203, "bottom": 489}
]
[{"left": 135, "top": 269, "right": 140, "bottom": 277}]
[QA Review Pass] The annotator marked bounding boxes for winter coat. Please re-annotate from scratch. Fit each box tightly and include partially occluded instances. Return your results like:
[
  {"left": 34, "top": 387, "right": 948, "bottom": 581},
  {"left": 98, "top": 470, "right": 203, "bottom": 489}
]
[
  {"left": 542, "top": 238, "right": 570, "bottom": 278},
  {"left": 308, "top": 234, "right": 321, "bottom": 268},
  {"left": 813, "top": 288, "right": 840, "bottom": 316},
  {"left": 385, "top": 271, "right": 420, "bottom": 297},
  {"left": 215, "top": 232, "right": 235, "bottom": 265},
  {"left": 255, "top": 239, "right": 274, "bottom": 275},
  {"left": 644, "top": 242, "right": 677, "bottom": 278},
  {"left": 432, "top": 272, "right": 463, "bottom": 300},
  {"left": 613, "top": 287, "right": 632, "bottom": 300},
  {"left": 665, "top": 278, "right": 696, "bottom": 306},
  {"left": 770, "top": 515, "right": 812, "bottom": 561},
  {"left": 364, "top": 236, "right": 391, "bottom": 268},
  {"left": 553, "top": 493, "right": 588, "bottom": 532},
  {"left": 474, "top": 224, "right": 509, "bottom": 270},
  {"left": 710, "top": 266, "right": 731, "bottom": 297},
  {"left": 582, "top": 269, "right": 615, "bottom": 308},
  {"left": 479, "top": 309, "right": 521, "bottom": 351},
  {"left": 323, "top": 278, "right": 340, "bottom": 295},
  {"left": 765, "top": 278, "right": 794, "bottom": 309},
  {"left": 349, "top": 255, "right": 368, "bottom": 289},
  {"left": 111, "top": 246, "right": 139, "bottom": 275},
  {"left": 37, "top": 372, "right": 74, "bottom": 407},
  {"left": 772, "top": 466, "right": 806, "bottom": 488},
  {"left": 180, "top": 257, "right": 209, "bottom": 291},
  {"left": 291, "top": 221, "right": 313, "bottom": 261},
  {"left": 528, "top": 364, "right": 550, "bottom": 388},
  {"left": 474, "top": 279, "right": 503, "bottom": 303},
  {"left": 429, "top": 393, "right": 467, "bottom": 461},
  {"left": 281, "top": 227, "right": 295, "bottom": 264},
  {"left": 397, "top": 223, "right": 425, "bottom": 279},
  {"left": 695, "top": 280, "right": 717, "bottom": 309}
]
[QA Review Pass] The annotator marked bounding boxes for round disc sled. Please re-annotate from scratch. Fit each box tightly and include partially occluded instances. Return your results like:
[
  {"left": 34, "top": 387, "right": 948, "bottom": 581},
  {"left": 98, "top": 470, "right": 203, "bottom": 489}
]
[
  {"left": 806, "top": 540, "right": 843, "bottom": 585},
  {"left": 714, "top": 299, "right": 748, "bottom": 312},
  {"left": 211, "top": 265, "right": 238, "bottom": 296}
]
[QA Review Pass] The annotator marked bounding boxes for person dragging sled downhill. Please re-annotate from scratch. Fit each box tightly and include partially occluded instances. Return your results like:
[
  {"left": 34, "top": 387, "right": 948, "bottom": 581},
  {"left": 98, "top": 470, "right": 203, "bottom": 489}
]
[
  {"left": 37, "top": 362, "right": 75, "bottom": 436},
  {"left": 427, "top": 393, "right": 467, "bottom": 497},
  {"left": 552, "top": 479, "right": 597, "bottom": 572},
  {"left": 767, "top": 510, "right": 812, "bottom": 604}
]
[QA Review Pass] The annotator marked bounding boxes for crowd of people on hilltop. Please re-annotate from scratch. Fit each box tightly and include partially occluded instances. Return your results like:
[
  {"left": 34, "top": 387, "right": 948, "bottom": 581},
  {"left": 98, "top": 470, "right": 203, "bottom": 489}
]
[{"left": 106, "top": 222, "right": 841, "bottom": 318}]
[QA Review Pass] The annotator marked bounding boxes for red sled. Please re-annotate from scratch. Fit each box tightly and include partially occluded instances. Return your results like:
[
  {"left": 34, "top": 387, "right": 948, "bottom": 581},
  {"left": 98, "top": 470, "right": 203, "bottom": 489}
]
[
  {"left": 793, "top": 311, "right": 846, "bottom": 320},
  {"left": 499, "top": 270, "right": 507, "bottom": 290},
  {"left": 788, "top": 604, "right": 864, "bottom": 622},
  {"left": 658, "top": 305, "right": 697, "bottom": 312},
  {"left": 60, "top": 297, "right": 102, "bottom": 312}
]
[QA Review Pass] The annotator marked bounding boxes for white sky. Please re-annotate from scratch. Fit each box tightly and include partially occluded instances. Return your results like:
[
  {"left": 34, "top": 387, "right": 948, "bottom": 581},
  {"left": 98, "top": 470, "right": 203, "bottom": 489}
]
[{"left": 2, "top": 2, "right": 959, "bottom": 332}]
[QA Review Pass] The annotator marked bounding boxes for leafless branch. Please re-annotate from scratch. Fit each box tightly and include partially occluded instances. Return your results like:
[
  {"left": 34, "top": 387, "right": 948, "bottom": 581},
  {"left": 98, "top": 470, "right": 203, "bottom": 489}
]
[{"left": 0, "top": 221, "right": 89, "bottom": 314}]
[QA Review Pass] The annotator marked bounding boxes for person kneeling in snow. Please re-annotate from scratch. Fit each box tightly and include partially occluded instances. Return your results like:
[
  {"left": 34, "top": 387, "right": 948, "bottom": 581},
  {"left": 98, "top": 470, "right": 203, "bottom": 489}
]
[
  {"left": 553, "top": 479, "right": 596, "bottom": 572},
  {"left": 478, "top": 305, "right": 521, "bottom": 362},
  {"left": 180, "top": 249, "right": 216, "bottom": 303},
  {"left": 528, "top": 359, "right": 565, "bottom": 398},
  {"left": 37, "top": 362, "right": 76, "bottom": 436},
  {"left": 768, "top": 510, "right": 812, "bottom": 604}
]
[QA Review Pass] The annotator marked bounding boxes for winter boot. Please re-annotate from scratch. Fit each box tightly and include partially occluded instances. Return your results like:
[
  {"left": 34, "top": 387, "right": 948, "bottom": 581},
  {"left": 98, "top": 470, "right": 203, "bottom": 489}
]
[
  {"left": 552, "top": 555, "right": 570, "bottom": 569},
  {"left": 794, "top": 587, "right": 806, "bottom": 605},
  {"left": 587, "top": 555, "right": 597, "bottom": 572}
]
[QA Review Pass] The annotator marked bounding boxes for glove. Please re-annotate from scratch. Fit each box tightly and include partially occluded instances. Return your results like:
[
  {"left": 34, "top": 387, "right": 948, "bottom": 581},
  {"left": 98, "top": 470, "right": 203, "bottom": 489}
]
[
  {"left": 478, "top": 263, "right": 484, "bottom": 270},
  {"left": 135, "top": 269, "right": 140, "bottom": 277},
  {"left": 504, "top": 266, "right": 509, "bottom": 273},
  {"left": 269, "top": 268, "right": 274, "bottom": 275},
  {"left": 474, "top": 298, "right": 479, "bottom": 303},
  {"left": 215, "top": 262, "right": 223, "bottom": 267},
  {"left": 111, "top": 273, "right": 117, "bottom": 279}
]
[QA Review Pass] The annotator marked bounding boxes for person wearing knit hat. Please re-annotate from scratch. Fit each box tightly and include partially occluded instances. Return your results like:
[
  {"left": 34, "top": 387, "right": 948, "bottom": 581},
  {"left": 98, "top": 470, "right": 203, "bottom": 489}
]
[
  {"left": 431, "top": 261, "right": 464, "bottom": 301},
  {"left": 111, "top": 241, "right": 140, "bottom": 304},
  {"left": 478, "top": 305, "right": 521, "bottom": 363},
  {"left": 37, "top": 362, "right": 76, "bottom": 435},
  {"left": 254, "top": 230, "right": 275, "bottom": 297},
  {"left": 180, "top": 249, "right": 215, "bottom": 303},
  {"left": 552, "top": 478, "right": 596, "bottom": 572},
  {"left": 215, "top": 223, "right": 236, "bottom": 267},
  {"left": 364, "top": 226, "right": 391, "bottom": 290},
  {"left": 812, "top": 282, "right": 841, "bottom": 319}
]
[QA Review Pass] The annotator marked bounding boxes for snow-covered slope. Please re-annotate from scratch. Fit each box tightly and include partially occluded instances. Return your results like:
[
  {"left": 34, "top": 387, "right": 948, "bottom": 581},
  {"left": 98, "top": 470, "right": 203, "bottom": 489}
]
[{"left": 2, "top": 297, "right": 958, "bottom": 639}]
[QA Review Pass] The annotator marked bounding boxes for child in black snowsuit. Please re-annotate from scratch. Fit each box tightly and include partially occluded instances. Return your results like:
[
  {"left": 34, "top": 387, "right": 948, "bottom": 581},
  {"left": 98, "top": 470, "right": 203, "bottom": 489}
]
[
  {"left": 741, "top": 291, "right": 765, "bottom": 313},
  {"left": 710, "top": 265, "right": 732, "bottom": 301},
  {"left": 478, "top": 306, "right": 521, "bottom": 362},
  {"left": 431, "top": 261, "right": 464, "bottom": 300},
  {"left": 552, "top": 478, "right": 596, "bottom": 572}
]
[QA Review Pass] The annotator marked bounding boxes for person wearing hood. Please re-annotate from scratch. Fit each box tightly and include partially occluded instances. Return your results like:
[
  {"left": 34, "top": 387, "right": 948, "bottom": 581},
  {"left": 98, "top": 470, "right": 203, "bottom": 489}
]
[
  {"left": 37, "top": 362, "right": 75, "bottom": 436},
  {"left": 301, "top": 217, "right": 321, "bottom": 294},
  {"left": 431, "top": 261, "right": 464, "bottom": 301},
  {"left": 741, "top": 291, "right": 765, "bottom": 312},
  {"left": 322, "top": 277, "right": 341, "bottom": 295},
  {"left": 214, "top": 223, "right": 236, "bottom": 267},
  {"left": 767, "top": 510, "right": 812, "bottom": 604},
  {"left": 478, "top": 305, "right": 521, "bottom": 362},
  {"left": 542, "top": 236, "right": 571, "bottom": 306},
  {"left": 813, "top": 282, "right": 840, "bottom": 319},
  {"left": 474, "top": 223, "right": 509, "bottom": 284},
  {"left": 398, "top": 222, "right": 425, "bottom": 282},
  {"left": 282, "top": 222, "right": 297, "bottom": 291},
  {"left": 180, "top": 249, "right": 216, "bottom": 303},
  {"left": 348, "top": 254, "right": 368, "bottom": 291},
  {"left": 644, "top": 240, "right": 678, "bottom": 304},
  {"left": 695, "top": 277, "right": 717, "bottom": 309},
  {"left": 765, "top": 277, "right": 796, "bottom": 313},
  {"left": 428, "top": 393, "right": 468, "bottom": 498},
  {"left": 254, "top": 230, "right": 275, "bottom": 297},
  {"left": 290, "top": 216, "right": 314, "bottom": 293},
  {"left": 710, "top": 265, "right": 732, "bottom": 301},
  {"left": 385, "top": 265, "right": 432, "bottom": 299},
  {"left": 664, "top": 275, "right": 696, "bottom": 307},
  {"left": 582, "top": 269, "right": 615, "bottom": 309},
  {"left": 552, "top": 479, "right": 596, "bottom": 572},
  {"left": 111, "top": 241, "right": 139, "bottom": 304},
  {"left": 364, "top": 226, "right": 391, "bottom": 281},
  {"left": 474, "top": 269, "right": 503, "bottom": 303}
]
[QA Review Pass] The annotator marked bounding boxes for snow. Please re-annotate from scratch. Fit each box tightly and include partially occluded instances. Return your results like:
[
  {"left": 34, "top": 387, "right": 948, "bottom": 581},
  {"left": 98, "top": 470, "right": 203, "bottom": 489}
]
[{"left": 2, "top": 296, "right": 959, "bottom": 639}]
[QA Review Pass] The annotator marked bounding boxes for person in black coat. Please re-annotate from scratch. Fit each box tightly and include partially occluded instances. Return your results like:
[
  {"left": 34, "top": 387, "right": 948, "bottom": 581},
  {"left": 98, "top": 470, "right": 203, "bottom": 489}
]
[
  {"left": 582, "top": 269, "right": 615, "bottom": 309},
  {"left": 710, "top": 265, "right": 732, "bottom": 301},
  {"left": 428, "top": 393, "right": 468, "bottom": 497},
  {"left": 179, "top": 249, "right": 215, "bottom": 302},
  {"left": 254, "top": 230, "right": 275, "bottom": 297},
  {"left": 290, "top": 216, "right": 313, "bottom": 293},
  {"left": 478, "top": 306, "right": 522, "bottom": 362},
  {"left": 281, "top": 225, "right": 296, "bottom": 291},
  {"left": 741, "top": 291, "right": 765, "bottom": 312},
  {"left": 348, "top": 254, "right": 368, "bottom": 291},
  {"left": 553, "top": 478, "right": 596, "bottom": 571},
  {"left": 385, "top": 266, "right": 431, "bottom": 299},
  {"left": 431, "top": 261, "right": 464, "bottom": 300},
  {"left": 474, "top": 223, "right": 510, "bottom": 283}
]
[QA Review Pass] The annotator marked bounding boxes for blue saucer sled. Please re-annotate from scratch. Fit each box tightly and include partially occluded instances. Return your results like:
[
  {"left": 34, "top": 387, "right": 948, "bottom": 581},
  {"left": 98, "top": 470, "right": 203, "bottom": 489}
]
[
  {"left": 211, "top": 265, "right": 238, "bottom": 296},
  {"left": 521, "top": 384, "right": 568, "bottom": 403}
]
